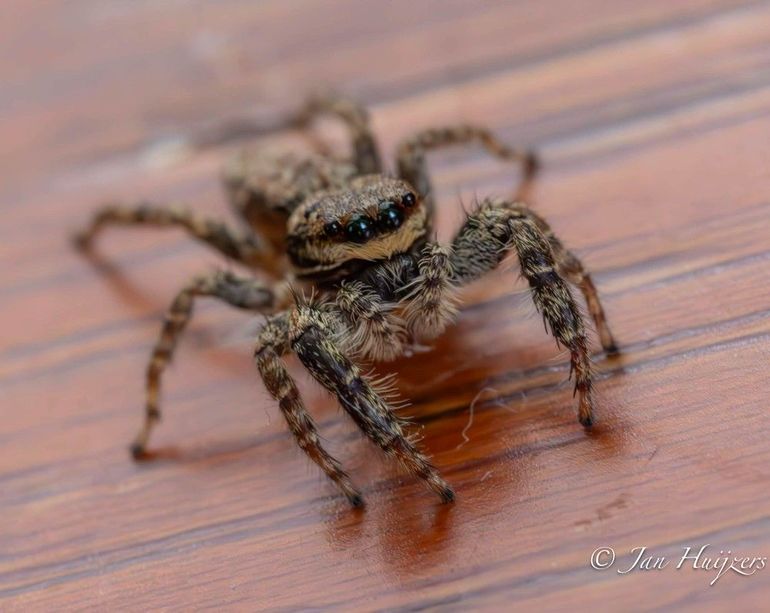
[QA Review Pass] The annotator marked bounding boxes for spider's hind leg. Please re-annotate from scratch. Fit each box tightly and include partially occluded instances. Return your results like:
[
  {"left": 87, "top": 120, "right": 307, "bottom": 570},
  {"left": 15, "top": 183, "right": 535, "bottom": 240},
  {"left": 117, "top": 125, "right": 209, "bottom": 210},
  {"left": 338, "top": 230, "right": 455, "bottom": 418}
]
[
  {"left": 451, "top": 199, "right": 603, "bottom": 427},
  {"left": 74, "top": 203, "right": 271, "bottom": 269},
  {"left": 396, "top": 125, "right": 539, "bottom": 228},
  {"left": 288, "top": 301, "right": 454, "bottom": 502},
  {"left": 293, "top": 92, "right": 382, "bottom": 174},
  {"left": 132, "top": 271, "right": 276, "bottom": 457}
]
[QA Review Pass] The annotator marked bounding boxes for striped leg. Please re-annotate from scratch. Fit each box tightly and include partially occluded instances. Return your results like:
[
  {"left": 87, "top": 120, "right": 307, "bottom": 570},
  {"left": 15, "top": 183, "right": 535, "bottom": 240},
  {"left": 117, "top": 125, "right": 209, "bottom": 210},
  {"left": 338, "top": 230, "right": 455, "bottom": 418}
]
[
  {"left": 74, "top": 202, "right": 270, "bottom": 268},
  {"left": 451, "top": 199, "right": 596, "bottom": 427},
  {"left": 513, "top": 205, "right": 618, "bottom": 354},
  {"left": 396, "top": 125, "right": 539, "bottom": 229},
  {"left": 294, "top": 92, "right": 382, "bottom": 174},
  {"left": 289, "top": 302, "right": 454, "bottom": 502},
  {"left": 254, "top": 313, "right": 362, "bottom": 506},
  {"left": 131, "top": 271, "right": 275, "bottom": 457}
]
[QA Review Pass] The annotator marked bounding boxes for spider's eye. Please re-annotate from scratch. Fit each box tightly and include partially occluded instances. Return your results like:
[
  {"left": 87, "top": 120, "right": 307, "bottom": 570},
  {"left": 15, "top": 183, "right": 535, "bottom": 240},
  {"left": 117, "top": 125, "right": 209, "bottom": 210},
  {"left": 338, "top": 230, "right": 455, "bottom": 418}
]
[
  {"left": 402, "top": 192, "right": 416, "bottom": 208},
  {"left": 323, "top": 220, "right": 342, "bottom": 237},
  {"left": 345, "top": 217, "right": 374, "bottom": 243},
  {"left": 378, "top": 202, "right": 404, "bottom": 230}
]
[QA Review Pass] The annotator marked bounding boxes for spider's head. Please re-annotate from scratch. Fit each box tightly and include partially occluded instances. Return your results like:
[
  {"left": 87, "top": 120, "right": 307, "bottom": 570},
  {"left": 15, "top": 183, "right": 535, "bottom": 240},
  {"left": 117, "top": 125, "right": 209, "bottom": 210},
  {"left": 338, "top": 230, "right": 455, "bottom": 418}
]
[{"left": 286, "top": 175, "right": 427, "bottom": 280}]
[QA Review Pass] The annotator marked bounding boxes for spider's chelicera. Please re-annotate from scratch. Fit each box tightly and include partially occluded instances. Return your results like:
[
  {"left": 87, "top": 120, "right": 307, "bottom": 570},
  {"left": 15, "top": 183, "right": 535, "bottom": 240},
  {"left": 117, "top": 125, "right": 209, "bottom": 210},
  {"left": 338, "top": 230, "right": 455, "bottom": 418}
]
[{"left": 75, "top": 95, "right": 618, "bottom": 507}]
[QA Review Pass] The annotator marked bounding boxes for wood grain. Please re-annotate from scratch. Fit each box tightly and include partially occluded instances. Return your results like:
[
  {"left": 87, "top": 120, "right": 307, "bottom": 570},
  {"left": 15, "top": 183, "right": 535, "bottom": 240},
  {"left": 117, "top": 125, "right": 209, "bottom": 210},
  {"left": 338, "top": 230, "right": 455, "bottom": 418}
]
[{"left": 2, "top": 1, "right": 770, "bottom": 610}]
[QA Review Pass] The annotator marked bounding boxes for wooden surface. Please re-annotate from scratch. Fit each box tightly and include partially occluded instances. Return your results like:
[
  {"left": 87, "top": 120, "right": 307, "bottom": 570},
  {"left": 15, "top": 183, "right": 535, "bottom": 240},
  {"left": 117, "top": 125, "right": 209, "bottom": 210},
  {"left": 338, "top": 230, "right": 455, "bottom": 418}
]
[{"left": 2, "top": 1, "right": 770, "bottom": 610}]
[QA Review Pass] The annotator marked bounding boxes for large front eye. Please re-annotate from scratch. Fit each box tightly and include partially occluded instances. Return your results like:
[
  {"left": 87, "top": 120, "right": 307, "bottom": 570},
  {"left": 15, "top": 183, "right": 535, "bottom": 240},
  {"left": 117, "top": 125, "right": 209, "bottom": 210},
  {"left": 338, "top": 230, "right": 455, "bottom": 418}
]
[
  {"left": 345, "top": 217, "right": 374, "bottom": 243},
  {"left": 378, "top": 202, "right": 404, "bottom": 230}
]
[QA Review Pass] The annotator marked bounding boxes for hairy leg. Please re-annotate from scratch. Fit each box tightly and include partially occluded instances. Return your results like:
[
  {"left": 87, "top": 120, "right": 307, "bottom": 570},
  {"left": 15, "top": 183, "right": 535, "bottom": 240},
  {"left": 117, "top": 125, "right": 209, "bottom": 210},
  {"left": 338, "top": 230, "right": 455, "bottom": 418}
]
[
  {"left": 74, "top": 203, "right": 272, "bottom": 269},
  {"left": 451, "top": 199, "right": 597, "bottom": 427},
  {"left": 401, "top": 243, "right": 460, "bottom": 341},
  {"left": 131, "top": 271, "right": 276, "bottom": 456},
  {"left": 334, "top": 281, "right": 407, "bottom": 361},
  {"left": 289, "top": 302, "right": 454, "bottom": 502},
  {"left": 293, "top": 92, "right": 382, "bottom": 174},
  {"left": 512, "top": 205, "right": 618, "bottom": 354},
  {"left": 254, "top": 313, "right": 362, "bottom": 505},
  {"left": 396, "top": 125, "right": 539, "bottom": 228}
]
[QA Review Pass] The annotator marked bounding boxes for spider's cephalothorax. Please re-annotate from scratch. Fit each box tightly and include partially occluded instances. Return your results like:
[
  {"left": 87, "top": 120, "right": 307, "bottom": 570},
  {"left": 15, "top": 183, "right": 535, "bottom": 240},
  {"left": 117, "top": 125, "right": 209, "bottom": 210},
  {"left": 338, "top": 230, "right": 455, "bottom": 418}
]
[
  {"left": 75, "top": 94, "right": 618, "bottom": 507},
  {"left": 286, "top": 176, "right": 427, "bottom": 282}
]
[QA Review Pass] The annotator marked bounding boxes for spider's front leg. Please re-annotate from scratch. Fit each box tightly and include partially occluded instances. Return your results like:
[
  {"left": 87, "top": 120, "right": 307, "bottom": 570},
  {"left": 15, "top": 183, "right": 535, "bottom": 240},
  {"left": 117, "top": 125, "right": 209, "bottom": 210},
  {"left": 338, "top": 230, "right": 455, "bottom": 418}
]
[
  {"left": 254, "top": 313, "right": 363, "bottom": 506},
  {"left": 287, "top": 301, "right": 455, "bottom": 503},
  {"left": 132, "top": 271, "right": 277, "bottom": 456},
  {"left": 522, "top": 209, "right": 618, "bottom": 354},
  {"left": 451, "top": 199, "right": 605, "bottom": 427}
]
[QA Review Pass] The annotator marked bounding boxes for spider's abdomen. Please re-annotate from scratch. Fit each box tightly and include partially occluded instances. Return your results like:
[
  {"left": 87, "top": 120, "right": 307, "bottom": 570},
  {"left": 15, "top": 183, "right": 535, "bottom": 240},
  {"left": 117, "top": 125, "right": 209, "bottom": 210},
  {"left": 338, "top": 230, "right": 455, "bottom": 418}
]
[{"left": 222, "top": 150, "right": 357, "bottom": 253}]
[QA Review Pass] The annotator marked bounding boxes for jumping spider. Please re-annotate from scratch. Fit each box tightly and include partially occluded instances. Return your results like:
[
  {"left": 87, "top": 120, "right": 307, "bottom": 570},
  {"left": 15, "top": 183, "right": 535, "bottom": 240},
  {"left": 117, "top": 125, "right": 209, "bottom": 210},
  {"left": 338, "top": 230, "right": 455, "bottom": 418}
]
[{"left": 75, "top": 94, "right": 618, "bottom": 506}]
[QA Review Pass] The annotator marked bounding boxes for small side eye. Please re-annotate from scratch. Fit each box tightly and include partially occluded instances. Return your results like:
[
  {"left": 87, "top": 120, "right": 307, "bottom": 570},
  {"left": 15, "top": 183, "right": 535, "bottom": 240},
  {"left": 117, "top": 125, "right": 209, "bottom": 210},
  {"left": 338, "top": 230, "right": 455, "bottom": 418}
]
[
  {"left": 402, "top": 192, "right": 416, "bottom": 208},
  {"left": 345, "top": 217, "right": 374, "bottom": 243},
  {"left": 324, "top": 220, "right": 342, "bottom": 237},
  {"left": 378, "top": 202, "right": 404, "bottom": 230}
]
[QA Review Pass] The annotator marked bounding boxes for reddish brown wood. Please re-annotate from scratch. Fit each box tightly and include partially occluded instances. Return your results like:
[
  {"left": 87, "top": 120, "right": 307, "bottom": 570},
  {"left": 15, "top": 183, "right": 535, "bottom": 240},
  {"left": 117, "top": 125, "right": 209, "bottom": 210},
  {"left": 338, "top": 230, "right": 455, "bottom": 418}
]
[{"left": 2, "top": 1, "right": 770, "bottom": 609}]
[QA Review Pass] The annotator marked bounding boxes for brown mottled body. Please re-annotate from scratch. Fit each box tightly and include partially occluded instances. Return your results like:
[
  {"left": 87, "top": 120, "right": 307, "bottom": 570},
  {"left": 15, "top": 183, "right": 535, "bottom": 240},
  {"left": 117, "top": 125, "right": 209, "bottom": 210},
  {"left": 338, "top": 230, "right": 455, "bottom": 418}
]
[{"left": 75, "top": 94, "right": 617, "bottom": 507}]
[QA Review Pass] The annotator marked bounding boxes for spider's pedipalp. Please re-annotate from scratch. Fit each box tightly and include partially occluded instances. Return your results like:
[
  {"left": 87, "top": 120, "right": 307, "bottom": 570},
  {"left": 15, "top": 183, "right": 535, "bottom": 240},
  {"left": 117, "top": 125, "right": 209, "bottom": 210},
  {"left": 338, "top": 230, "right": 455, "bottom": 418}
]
[
  {"left": 402, "top": 242, "right": 460, "bottom": 341},
  {"left": 334, "top": 281, "right": 407, "bottom": 361}
]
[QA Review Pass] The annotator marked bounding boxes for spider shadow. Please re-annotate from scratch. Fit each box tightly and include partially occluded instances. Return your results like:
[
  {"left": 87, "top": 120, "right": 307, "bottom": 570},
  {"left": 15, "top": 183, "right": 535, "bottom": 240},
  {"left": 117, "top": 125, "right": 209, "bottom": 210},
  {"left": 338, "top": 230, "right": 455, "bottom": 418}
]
[
  {"left": 129, "top": 435, "right": 267, "bottom": 465},
  {"left": 76, "top": 245, "right": 164, "bottom": 314}
]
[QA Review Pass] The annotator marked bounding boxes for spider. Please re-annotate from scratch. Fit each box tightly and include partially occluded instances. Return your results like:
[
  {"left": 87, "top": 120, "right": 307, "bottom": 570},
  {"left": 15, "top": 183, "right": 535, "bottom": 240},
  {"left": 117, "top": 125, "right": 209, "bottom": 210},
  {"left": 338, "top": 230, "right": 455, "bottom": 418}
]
[{"left": 74, "top": 94, "right": 618, "bottom": 507}]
